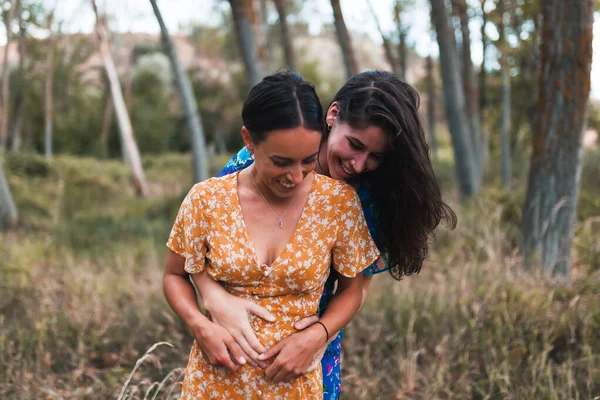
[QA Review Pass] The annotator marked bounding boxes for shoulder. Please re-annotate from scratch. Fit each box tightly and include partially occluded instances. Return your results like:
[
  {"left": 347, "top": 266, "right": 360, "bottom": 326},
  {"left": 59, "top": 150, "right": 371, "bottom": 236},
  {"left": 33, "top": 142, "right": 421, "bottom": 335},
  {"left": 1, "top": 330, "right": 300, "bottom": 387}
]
[
  {"left": 186, "top": 174, "right": 237, "bottom": 204},
  {"left": 313, "top": 173, "right": 360, "bottom": 204},
  {"left": 219, "top": 147, "right": 254, "bottom": 176}
]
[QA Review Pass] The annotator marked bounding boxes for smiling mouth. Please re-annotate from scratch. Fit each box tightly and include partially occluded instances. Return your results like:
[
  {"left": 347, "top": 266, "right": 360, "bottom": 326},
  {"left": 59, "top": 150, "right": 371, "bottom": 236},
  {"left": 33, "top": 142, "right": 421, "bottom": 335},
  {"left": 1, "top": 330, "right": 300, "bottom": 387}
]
[
  {"left": 340, "top": 160, "right": 354, "bottom": 176},
  {"left": 277, "top": 180, "right": 295, "bottom": 189}
]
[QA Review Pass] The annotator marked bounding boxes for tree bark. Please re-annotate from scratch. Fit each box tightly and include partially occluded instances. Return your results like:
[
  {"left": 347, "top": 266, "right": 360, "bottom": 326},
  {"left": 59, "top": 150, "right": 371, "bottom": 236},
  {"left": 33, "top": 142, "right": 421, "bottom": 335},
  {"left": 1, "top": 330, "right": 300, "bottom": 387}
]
[
  {"left": 393, "top": 1, "right": 407, "bottom": 80},
  {"left": 229, "top": 0, "right": 267, "bottom": 86},
  {"left": 273, "top": 0, "right": 296, "bottom": 71},
  {"left": 426, "top": 55, "right": 437, "bottom": 158},
  {"left": 479, "top": 0, "right": 489, "bottom": 166},
  {"left": 10, "top": 11, "right": 26, "bottom": 152},
  {"left": 451, "top": 0, "right": 482, "bottom": 171},
  {"left": 150, "top": 0, "right": 209, "bottom": 183},
  {"left": 497, "top": 0, "right": 511, "bottom": 188},
  {"left": 0, "top": 0, "right": 19, "bottom": 152},
  {"left": 0, "top": 162, "right": 18, "bottom": 231},
  {"left": 99, "top": 80, "right": 112, "bottom": 158},
  {"left": 92, "top": 0, "right": 149, "bottom": 197},
  {"left": 44, "top": 11, "right": 55, "bottom": 159},
  {"left": 430, "top": 0, "right": 479, "bottom": 198},
  {"left": 330, "top": 0, "right": 359, "bottom": 80},
  {"left": 522, "top": 0, "right": 594, "bottom": 282}
]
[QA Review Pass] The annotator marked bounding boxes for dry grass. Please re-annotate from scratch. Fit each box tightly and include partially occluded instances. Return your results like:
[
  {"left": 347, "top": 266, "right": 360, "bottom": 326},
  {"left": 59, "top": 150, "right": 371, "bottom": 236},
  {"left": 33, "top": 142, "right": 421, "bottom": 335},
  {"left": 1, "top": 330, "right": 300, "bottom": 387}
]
[{"left": 1, "top": 153, "right": 599, "bottom": 399}]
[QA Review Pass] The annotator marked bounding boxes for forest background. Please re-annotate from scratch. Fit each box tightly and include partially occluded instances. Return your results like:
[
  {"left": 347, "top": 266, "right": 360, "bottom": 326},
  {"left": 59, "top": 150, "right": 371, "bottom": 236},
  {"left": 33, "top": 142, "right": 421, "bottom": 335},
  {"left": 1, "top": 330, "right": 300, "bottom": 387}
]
[{"left": 0, "top": 0, "right": 599, "bottom": 398}]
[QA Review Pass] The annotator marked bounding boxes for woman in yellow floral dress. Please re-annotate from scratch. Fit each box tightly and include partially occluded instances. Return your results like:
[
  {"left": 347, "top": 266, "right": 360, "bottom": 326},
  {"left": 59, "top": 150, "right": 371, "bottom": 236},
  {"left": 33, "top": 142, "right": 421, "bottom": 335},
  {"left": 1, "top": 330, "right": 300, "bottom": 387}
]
[{"left": 164, "top": 72, "right": 379, "bottom": 399}]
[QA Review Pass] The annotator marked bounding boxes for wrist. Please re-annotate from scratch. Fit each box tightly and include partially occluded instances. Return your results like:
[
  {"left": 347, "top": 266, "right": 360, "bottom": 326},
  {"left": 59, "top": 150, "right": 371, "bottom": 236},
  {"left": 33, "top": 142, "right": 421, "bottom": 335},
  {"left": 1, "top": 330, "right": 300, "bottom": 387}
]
[
  {"left": 187, "top": 311, "right": 210, "bottom": 334},
  {"left": 306, "top": 321, "right": 329, "bottom": 346}
]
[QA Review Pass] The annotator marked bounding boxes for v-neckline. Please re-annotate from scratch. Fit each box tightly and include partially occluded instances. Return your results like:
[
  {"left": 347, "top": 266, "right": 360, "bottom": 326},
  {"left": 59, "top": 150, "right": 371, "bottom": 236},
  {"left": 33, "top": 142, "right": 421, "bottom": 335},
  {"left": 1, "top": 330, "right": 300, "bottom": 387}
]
[{"left": 233, "top": 170, "right": 317, "bottom": 268}]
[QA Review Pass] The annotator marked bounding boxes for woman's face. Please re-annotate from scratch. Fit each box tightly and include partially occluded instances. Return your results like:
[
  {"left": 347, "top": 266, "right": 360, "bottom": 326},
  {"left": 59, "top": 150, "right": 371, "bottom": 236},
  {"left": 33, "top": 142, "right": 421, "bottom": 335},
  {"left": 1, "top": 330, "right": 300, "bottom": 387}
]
[
  {"left": 321, "top": 103, "right": 390, "bottom": 181},
  {"left": 243, "top": 126, "right": 322, "bottom": 199}
]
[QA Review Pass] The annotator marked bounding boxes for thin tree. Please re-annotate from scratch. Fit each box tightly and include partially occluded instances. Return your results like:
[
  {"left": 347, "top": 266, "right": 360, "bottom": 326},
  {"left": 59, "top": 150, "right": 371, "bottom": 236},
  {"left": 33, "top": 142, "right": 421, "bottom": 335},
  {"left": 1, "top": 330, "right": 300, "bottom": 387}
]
[
  {"left": 44, "top": 10, "right": 55, "bottom": 159},
  {"left": 393, "top": 0, "right": 407, "bottom": 80},
  {"left": 99, "top": 73, "right": 112, "bottom": 158},
  {"left": 367, "top": 0, "right": 396, "bottom": 74},
  {"left": 91, "top": 0, "right": 148, "bottom": 197},
  {"left": 451, "top": 0, "right": 482, "bottom": 171},
  {"left": 496, "top": 0, "right": 511, "bottom": 188},
  {"left": 522, "top": 0, "right": 594, "bottom": 282},
  {"left": 425, "top": 55, "right": 437, "bottom": 158},
  {"left": 430, "top": 0, "right": 479, "bottom": 198},
  {"left": 479, "top": 0, "right": 489, "bottom": 165},
  {"left": 0, "top": 162, "right": 18, "bottom": 231},
  {"left": 273, "top": 0, "right": 296, "bottom": 71},
  {"left": 330, "top": 0, "right": 358, "bottom": 80},
  {"left": 0, "top": 0, "right": 18, "bottom": 151},
  {"left": 10, "top": 3, "right": 25, "bottom": 152},
  {"left": 229, "top": 0, "right": 266, "bottom": 86},
  {"left": 149, "top": 0, "right": 209, "bottom": 183}
]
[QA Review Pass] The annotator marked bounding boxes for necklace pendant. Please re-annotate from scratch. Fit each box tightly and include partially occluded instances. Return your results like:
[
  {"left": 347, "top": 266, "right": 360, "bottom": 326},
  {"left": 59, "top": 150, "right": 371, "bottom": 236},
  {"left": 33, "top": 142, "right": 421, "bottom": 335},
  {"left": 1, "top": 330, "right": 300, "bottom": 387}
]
[{"left": 279, "top": 220, "right": 284, "bottom": 229}]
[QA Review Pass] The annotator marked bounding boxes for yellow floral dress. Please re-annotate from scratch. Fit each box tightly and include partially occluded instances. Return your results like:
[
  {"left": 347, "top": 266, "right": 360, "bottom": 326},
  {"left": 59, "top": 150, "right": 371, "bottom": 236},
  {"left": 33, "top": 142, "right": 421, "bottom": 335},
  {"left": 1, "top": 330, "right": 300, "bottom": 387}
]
[{"left": 167, "top": 171, "right": 379, "bottom": 400}]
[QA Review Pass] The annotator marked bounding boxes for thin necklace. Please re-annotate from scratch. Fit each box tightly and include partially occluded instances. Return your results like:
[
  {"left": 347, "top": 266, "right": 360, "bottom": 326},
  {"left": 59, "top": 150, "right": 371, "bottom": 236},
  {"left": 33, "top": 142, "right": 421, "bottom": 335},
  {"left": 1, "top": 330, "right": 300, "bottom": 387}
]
[{"left": 250, "top": 170, "right": 294, "bottom": 229}]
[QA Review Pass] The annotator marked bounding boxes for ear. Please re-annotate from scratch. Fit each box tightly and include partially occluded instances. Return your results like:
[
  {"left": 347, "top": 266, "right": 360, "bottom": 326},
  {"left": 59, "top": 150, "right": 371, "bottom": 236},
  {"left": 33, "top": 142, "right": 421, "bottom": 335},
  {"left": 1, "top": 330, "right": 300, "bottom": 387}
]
[
  {"left": 326, "top": 102, "right": 340, "bottom": 127},
  {"left": 241, "top": 126, "right": 254, "bottom": 154}
]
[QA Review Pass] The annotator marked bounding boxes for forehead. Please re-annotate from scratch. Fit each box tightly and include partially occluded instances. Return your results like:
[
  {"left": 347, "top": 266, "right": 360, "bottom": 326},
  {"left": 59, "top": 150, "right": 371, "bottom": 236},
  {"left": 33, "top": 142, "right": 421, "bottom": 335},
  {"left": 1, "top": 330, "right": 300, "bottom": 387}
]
[{"left": 257, "top": 127, "right": 322, "bottom": 157}]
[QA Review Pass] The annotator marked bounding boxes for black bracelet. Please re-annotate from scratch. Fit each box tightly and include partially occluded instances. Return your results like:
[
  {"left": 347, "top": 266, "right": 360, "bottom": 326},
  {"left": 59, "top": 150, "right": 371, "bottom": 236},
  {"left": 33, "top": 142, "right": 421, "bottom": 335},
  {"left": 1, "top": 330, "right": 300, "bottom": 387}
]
[{"left": 314, "top": 321, "right": 329, "bottom": 342}]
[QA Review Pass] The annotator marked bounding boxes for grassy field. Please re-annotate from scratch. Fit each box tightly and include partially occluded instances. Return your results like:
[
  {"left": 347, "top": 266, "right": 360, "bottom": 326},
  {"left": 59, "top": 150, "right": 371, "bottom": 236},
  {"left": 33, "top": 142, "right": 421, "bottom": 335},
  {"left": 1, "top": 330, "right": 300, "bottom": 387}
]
[{"left": 1, "top": 151, "right": 599, "bottom": 399}]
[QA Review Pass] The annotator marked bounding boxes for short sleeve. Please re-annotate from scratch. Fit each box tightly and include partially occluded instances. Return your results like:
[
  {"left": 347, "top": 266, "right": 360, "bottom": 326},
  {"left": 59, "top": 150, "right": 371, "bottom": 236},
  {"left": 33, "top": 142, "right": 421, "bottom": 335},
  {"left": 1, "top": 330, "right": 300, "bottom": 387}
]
[
  {"left": 332, "top": 186, "right": 380, "bottom": 278},
  {"left": 166, "top": 184, "right": 208, "bottom": 274},
  {"left": 218, "top": 147, "right": 254, "bottom": 177}
]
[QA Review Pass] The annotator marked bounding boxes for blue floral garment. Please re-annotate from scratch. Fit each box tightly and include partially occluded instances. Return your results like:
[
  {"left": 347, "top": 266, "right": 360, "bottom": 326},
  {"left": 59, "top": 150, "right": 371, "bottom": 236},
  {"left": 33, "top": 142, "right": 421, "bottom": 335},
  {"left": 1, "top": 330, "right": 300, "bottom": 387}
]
[{"left": 219, "top": 147, "right": 389, "bottom": 400}]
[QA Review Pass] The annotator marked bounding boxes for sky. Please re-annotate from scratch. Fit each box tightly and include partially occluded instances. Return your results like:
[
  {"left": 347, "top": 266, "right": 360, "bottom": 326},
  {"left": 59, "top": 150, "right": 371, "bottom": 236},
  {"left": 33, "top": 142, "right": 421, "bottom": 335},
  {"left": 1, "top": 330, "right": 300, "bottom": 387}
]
[{"left": 2, "top": 0, "right": 600, "bottom": 99}]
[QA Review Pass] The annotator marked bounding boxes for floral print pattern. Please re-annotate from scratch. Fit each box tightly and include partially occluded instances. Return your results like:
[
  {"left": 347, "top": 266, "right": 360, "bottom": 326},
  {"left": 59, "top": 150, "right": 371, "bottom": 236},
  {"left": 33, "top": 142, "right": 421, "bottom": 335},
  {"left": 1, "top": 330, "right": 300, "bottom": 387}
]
[
  {"left": 167, "top": 172, "right": 379, "bottom": 399},
  {"left": 220, "top": 147, "right": 389, "bottom": 400}
]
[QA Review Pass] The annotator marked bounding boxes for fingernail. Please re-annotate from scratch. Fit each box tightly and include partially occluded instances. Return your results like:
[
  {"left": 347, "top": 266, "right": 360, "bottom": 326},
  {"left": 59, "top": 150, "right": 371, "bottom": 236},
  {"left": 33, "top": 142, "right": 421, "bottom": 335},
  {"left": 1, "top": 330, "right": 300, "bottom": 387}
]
[
  {"left": 239, "top": 357, "right": 246, "bottom": 364},
  {"left": 257, "top": 354, "right": 266, "bottom": 361},
  {"left": 267, "top": 315, "right": 275, "bottom": 322}
]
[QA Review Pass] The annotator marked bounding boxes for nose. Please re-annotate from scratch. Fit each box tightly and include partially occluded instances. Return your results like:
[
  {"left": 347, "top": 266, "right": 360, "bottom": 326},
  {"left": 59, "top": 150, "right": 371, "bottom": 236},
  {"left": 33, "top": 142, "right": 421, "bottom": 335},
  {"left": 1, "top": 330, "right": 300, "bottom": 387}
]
[
  {"left": 352, "top": 153, "right": 369, "bottom": 173},
  {"left": 286, "top": 165, "right": 304, "bottom": 185}
]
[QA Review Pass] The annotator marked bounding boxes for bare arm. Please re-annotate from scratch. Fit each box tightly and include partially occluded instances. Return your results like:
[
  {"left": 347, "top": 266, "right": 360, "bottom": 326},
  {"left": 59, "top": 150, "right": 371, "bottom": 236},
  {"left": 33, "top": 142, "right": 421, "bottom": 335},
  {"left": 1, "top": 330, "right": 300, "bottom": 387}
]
[{"left": 163, "top": 250, "right": 246, "bottom": 371}]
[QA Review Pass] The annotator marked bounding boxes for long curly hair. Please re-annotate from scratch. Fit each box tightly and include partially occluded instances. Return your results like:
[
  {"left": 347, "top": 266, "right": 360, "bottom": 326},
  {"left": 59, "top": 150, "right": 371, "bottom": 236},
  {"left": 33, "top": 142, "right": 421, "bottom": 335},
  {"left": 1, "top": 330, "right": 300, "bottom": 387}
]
[{"left": 325, "top": 71, "right": 457, "bottom": 280}]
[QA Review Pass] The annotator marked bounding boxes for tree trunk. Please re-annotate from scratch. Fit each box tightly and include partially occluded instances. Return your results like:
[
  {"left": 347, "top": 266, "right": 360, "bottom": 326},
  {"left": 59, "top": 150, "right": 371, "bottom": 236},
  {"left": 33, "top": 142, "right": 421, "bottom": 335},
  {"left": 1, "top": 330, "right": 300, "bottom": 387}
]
[
  {"left": 430, "top": 0, "right": 479, "bottom": 198},
  {"left": 426, "top": 55, "right": 437, "bottom": 158},
  {"left": 0, "top": 0, "right": 18, "bottom": 152},
  {"left": 330, "top": 0, "right": 359, "bottom": 80},
  {"left": 273, "top": 0, "right": 296, "bottom": 71},
  {"left": 452, "top": 0, "right": 481, "bottom": 171},
  {"left": 0, "top": 162, "right": 18, "bottom": 231},
  {"left": 44, "top": 11, "right": 55, "bottom": 159},
  {"left": 92, "top": 0, "right": 149, "bottom": 197},
  {"left": 497, "top": 0, "right": 511, "bottom": 188},
  {"left": 500, "top": 66, "right": 511, "bottom": 188},
  {"left": 479, "top": 0, "right": 489, "bottom": 166},
  {"left": 10, "top": 13, "right": 26, "bottom": 152},
  {"left": 367, "top": 0, "right": 396, "bottom": 74},
  {"left": 150, "top": 0, "right": 209, "bottom": 183},
  {"left": 522, "top": 0, "right": 594, "bottom": 282},
  {"left": 393, "top": 1, "right": 407, "bottom": 80},
  {"left": 260, "top": 0, "right": 274, "bottom": 71},
  {"left": 229, "top": 0, "right": 267, "bottom": 87}
]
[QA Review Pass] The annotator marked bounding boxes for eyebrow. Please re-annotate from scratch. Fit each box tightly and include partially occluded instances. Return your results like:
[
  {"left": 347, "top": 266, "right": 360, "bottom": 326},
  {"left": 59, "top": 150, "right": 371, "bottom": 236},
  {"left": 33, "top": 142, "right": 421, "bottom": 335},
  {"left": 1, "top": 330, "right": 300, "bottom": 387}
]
[
  {"left": 349, "top": 137, "right": 386, "bottom": 157},
  {"left": 270, "top": 151, "right": 319, "bottom": 162}
]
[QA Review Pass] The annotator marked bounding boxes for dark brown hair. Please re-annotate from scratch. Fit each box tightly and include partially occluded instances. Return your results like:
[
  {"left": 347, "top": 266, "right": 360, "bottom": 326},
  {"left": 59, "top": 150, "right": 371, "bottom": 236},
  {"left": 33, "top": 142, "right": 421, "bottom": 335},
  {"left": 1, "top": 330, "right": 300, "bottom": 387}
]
[{"left": 326, "top": 70, "right": 456, "bottom": 280}]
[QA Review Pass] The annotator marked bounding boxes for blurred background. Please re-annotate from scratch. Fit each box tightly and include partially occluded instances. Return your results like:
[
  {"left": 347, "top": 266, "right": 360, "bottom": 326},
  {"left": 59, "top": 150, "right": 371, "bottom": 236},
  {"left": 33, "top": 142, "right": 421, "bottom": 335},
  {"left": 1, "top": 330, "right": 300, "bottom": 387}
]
[{"left": 0, "top": 0, "right": 599, "bottom": 398}]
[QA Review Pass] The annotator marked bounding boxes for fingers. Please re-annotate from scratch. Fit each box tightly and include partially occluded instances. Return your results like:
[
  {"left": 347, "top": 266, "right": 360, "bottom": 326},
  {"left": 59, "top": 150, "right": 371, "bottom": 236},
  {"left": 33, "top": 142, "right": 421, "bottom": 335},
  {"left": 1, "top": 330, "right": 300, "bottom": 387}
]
[
  {"left": 241, "top": 327, "right": 268, "bottom": 355},
  {"left": 224, "top": 337, "right": 247, "bottom": 368},
  {"left": 247, "top": 302, "right": 276, "bottom": 322},
  {"left": 233, "top": 331, "right": 265, "bottom": 368},
  {"left": 294, "top": 314, "right": 319, "bottom": 330},
  {"left": 204, "top": 342, "right": 240, "bottom": 373},
  {"left": 258, "top": 340, "right": 283, "bottom": 361}
]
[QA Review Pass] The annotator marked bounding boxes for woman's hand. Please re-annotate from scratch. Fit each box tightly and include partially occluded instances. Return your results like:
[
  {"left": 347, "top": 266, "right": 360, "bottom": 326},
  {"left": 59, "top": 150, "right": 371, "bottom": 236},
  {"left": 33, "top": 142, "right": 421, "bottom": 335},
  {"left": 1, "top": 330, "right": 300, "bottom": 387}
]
[
  {"left": 258, "top": 323, "right": 328, "bottom": 383},
  {"left": 188, "top": 315, "right": 248, "bottom": 372},
  {"left": 193, "top": 271, "right": 275, "bottom": 367},
  {"left": 163, "top": 250, "right": 245, "bottom": 372}
]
